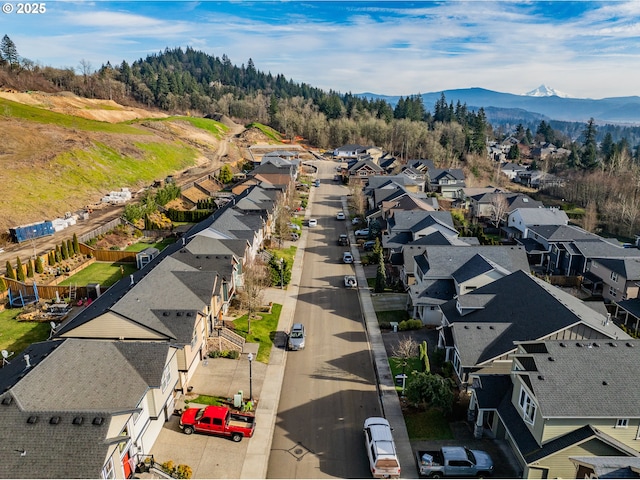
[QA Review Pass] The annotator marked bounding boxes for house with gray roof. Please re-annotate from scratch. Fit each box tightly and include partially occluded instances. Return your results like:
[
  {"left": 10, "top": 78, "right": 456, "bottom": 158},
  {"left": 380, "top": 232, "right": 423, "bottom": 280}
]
[
  {"left": 407, "top": 245, "right": 529, "bottom": 324},
  {"left": 584, "top": 257, "right": 640, "bottom": 303},
  {"left": 382, "top": 211, "right": 459, "bottom": 258},
  {"left": 500, "top": 162, "right": 528, "bottom": 180},
  {"left": 332, "top": 144, "right": 368, "bottom": 159},
  {"left": 519, "top": 224, "right": 640, "bottom": 276},
  {"left": 427, "top": 168, "right": 466, "bottom": 199},
  {"left": 469, "top": 339, "right": 640, "bottom": 478},
  {"left": 507, "top": 207, "right": 569, "bottom": 239},
  {"left": 570, "top": 456, "right": 640, "bottom": 478},
  {"left": 438, "top": 270, "right": 629, "bottom": 384},
  {"left": 0, "top": 338, "right": 178, "bottom": 479},
  {"left": 348, "top": 159, "right": 385, "bottom": 186},
  {"left": 56, "top": 254, "right": 220, "bottom": 391}
]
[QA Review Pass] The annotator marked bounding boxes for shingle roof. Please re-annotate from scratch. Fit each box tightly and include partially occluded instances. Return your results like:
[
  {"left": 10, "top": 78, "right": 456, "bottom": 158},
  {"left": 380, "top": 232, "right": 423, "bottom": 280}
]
[
  {"left": 512, "top": 207, "right": 569, "bottom": 225},
  {"left": 0, "top": 396, "right": 113, "bottom": 478},
  {"left": 11, "top": 339, "right": 166, "bottom": 412},
  {"left": 416, "top": 245, "right": 529, "bottom": 279},
  {"left": 440, "top": 270, "right": 630, "bottom": 366},
  {"left": 514, "top": 340, "right": 640, "bottom": 417},
  {"left": 570, "top": 457, "right": 640, "bottom": 478}
]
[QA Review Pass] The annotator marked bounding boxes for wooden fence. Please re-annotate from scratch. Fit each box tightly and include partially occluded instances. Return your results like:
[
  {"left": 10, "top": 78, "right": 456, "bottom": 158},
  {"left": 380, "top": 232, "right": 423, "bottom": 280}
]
[
  {"left": 77, "top": 244, "right": 136, "bottom": 263},
  {"left": 78, "top": 217, "right": 125, "bottom": 244}
]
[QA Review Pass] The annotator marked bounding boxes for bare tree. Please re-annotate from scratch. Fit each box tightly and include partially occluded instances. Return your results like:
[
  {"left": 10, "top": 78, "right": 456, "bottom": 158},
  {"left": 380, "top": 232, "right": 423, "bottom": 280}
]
[
  {"left": 392, "top": 336, "right": 418, "bottom": 360},
  {"left": 349, "top": 184, "right": 367, "bottom": 218},
  {"left": 489, "top": 193, "right": 509, "bottom": 228},
  {"left": 238, "top": 259, "right": 269, "bottom": 335},
  {"left": 582, "top": 201, "right": 598, "bottom": 232},
  {"left": 271, "top": 189, "right": 292, "bottom": 246}
]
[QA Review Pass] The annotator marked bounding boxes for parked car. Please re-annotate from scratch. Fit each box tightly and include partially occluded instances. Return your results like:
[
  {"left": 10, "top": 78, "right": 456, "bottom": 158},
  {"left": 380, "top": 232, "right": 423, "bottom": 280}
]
[
  {"left": 288, "top": 223, "right": 301, "bottom": 231},
  {"left": 343, "top": 252, "right": 354, "bottom": 264},
  {"left": 355, "top": 228, "right": 369, "bottom": 237},
  {"left": 179, "top": 406, "right": 255, "bottom": 442},
  {"left": 344, "top": 275, "right": 357, "bottom": 288},
  {"left": 338, "top": 234, "right": 349, "bottom": 246},
  {"left": 336, "top": 212, "right": 346, "bottom": 220},
  {"left": 287, "top": 323, "right": 306, "bottom": 351},
  {"left": 352, "top": 217, "right": 362, "bottom": 225},
  {"left": 415, "top": 447, "right": 493, "bottom": 478},
  {"left": 364, "top": 240, "right": 377, "bottom": 251},
  {"left": 364, "top": 417, "right": 401, "bottom": 479},
  {"left": 314, "top": 179, "right": 320, "bottom": 187},
  {"left": 308, "top": 218, "right": 318, "bottom": 227}
]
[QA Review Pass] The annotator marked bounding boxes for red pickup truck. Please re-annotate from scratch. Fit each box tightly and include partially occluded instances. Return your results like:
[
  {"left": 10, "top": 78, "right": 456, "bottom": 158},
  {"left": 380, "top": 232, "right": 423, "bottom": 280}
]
[{"left": 179, "top": 405, "right": 256, "bottom": 442}]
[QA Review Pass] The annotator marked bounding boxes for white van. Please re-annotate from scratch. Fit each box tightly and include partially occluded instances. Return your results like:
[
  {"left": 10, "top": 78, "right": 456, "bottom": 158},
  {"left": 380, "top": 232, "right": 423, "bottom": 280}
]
[{"left": 363, "top": 417, "right": 401, "bottom": 479}]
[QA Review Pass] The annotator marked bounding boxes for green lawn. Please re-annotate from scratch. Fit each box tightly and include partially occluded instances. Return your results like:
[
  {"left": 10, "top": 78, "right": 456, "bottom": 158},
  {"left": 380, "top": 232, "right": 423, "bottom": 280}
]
[
  {"left": 376, "top": 310, "right": 411, "bottom": 324},
  {"left": 233, "top": 303, "right": 282, "bottom": 363},
  {"left": 58, "top": 262, "right": 137, "bottom": 287},
  {"left": 0, "top": 308, "right": 51, "bottom": 355},
  {"left": 124, "top": 237, "right": 175, "bottom": 252},
  {"left": 404, "top": 408, "right": 454, "bottom": 440}
]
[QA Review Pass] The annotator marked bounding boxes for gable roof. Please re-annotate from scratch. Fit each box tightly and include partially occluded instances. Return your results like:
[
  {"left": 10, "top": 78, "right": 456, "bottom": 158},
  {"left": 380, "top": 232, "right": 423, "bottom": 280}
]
[
  {"left": 514, "top": 339, "right": 640, "bottom": 418},
  {"left": 511, "top": 207, "right": 569, "bottom": 225},
  {"left": 451, "top": 254, "right": 510, "bottom": 284},
  {"left": 10, "top": 338, "right": 169, "bottom": 413},
  {"left": 593, "top": 257, "right": 640, "bottom": 280},
  {"left": 440, "top": 271, "right": 629, "bottom": 366},
  {"left": 415, "top": 245, "right": 529, "bottom": 279},
  {"left": 527, "top": 224, "right": 597, "bottom": 242}
]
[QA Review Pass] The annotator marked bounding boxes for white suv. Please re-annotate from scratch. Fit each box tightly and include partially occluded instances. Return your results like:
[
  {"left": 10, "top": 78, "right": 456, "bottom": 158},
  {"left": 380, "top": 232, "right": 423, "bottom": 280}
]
[{"left": 363, "top": 417, "right": 401, "bottom": 479}]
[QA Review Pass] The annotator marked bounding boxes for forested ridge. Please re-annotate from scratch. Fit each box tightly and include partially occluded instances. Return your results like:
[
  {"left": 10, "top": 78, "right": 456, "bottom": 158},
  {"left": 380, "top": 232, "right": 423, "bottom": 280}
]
[{"left": 1, "top": 36, "right": 640, "bottom": 238}]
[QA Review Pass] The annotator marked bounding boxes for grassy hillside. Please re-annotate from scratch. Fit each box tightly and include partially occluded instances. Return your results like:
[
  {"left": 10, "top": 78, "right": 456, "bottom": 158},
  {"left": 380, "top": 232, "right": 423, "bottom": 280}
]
[{"left": 0, "top": 94, "right": 233, "bottom": 232}]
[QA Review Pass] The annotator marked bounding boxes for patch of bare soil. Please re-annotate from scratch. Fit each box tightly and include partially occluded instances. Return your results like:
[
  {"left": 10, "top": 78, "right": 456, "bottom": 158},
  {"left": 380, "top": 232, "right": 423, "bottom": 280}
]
[
  {"left": 239, "top": 127, "right": 275, "bottom": 145},
  {"left": 0, "top": 91, "right": 168, "bottom": 123}
]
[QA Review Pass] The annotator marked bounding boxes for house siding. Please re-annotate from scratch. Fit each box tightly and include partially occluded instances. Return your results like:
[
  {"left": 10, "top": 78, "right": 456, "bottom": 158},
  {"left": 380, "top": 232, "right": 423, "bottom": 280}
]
[
  {"left": 541, "top": 417, "right": 640, "bottom": 447},
  {"left": 59, "top": 313, "right": 168, "bottom": 340},
  {"left": 526, "top": 438, "right": 627, "bottom": 479}
]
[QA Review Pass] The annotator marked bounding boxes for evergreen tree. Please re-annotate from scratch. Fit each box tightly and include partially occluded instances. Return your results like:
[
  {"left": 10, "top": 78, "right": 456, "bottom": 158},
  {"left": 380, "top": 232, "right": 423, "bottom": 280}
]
[
  {"left": 16, "top": 257, "right": 25, "bottom": 282},
  {"left": 61, "top": 241, "right": 68, "bottom": 260},
  {"left": 507, "top": 143, "right": 520, "bottom": 160},
  {"left": 0, "top": 35, "right": 19, "bottom": 68},
  {"left": 67, "top": 239, "right": 75, "bottom": 256},
  {"left": 374, "top": 249, "right": 386, "bottom": 293},
  {"left": 26, "top": 259, "right": 34, "bottom": 278},
  {"left": 218, "top": 164, "right": 233, "bottom": 184},
  {"left": 73, "top": 233, "right": 80, "bottom": 254},
  {"left": 5, "top": 260, "right": 15, "bottom": 280},
  {"left": 55, "top": 245, "right": 62, "bottom": 263},
  {"left": 48, "top": 251, "right": 55, "bottom": 266},
  {"left": 35, "top": 256, "right": 44, "bottom": 274},
  {"left": 580, "top": 118, "right": 598, "bottom": 170},
  {"left": 0, "top": 277, "right": 6, "bottom": 293}
]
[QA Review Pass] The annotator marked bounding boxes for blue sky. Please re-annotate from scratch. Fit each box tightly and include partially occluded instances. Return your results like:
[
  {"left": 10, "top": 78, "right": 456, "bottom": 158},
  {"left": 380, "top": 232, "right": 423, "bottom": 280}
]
[{"left": 2, "top": 1, "right": 640, "bottom": 99}]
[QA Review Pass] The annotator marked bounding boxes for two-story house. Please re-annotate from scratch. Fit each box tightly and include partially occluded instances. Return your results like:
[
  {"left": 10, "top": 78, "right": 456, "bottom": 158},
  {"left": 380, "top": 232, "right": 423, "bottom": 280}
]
[
  {"left": 438, "top": 270, "right": 629, "bottom": 384},
  {"left": 407, "top": 245, "right": 529, "bottom": 324},
  {"left": 427, "top": 168, "right": 466, "bottom": 199},
  {"left": 469, "top": 339, "right": 640, "bottom": 478},
  {"left": 0, "top": 338, "right": 179, "bottom": 479}
]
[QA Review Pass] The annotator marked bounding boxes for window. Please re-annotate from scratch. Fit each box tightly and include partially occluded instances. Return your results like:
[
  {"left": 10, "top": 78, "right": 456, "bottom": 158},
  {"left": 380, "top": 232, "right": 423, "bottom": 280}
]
[
  {"left": 616, "top": 418, "right": 629, "bottom": 428},
  {"left": 161, "top": 365, "right": 171, "bottom": 392},
  {"left": 610, "top": 271, "right": 619, "bottom": 282},
  {"left": 518, "top": 387, "right": 537, "bottom": 425},
  {"left": 102, "top": 458, "right": 115, "bottom": 479},
  {"left": 609, "top": 286, "right": 618, "bottom": 298}
]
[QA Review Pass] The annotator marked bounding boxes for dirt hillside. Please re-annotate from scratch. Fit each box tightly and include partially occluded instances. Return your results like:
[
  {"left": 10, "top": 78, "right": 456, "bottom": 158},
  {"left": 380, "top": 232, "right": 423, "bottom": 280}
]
[{"left": 0, "top": 91, "right": 247, "bottom": 235}]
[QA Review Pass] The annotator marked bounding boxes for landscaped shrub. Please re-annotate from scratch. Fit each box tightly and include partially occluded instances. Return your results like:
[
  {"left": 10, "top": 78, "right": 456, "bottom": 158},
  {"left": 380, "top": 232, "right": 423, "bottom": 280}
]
[
  {"left": 26, "top": 259, "right": 34, "bottom": 278},
  {"left": 35, "top": 256, "right": 44, "bottom": 274},
  {"left": 73, "top": 233, "right": 80, "bottom": 253},
  {"left": 15, "top": 257, "right": 25, "bottom": 282},
  {"left": 60, "top": 241, "right": 68, "bottom": 260},
  {"left": 398, "top": 319, "right": 423, "bottom": 331},
  {"left": 379, "top": 321, "right": 392, "bottom": 330},
  {"left": 67, "top": 239, "right": 75, "bottom": 256},
  {"left": 5, "top": 260, "right": 15, "bottom": 280},
  {"left": 208, "top": 350, "right": 240, "bottom": 359}
]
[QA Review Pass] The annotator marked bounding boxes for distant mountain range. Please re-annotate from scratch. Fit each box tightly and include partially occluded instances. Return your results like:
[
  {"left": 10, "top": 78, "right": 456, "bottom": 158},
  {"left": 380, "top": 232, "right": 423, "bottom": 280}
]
[{"left": 357, "top": 86, "right": 640, "bottom": 125}]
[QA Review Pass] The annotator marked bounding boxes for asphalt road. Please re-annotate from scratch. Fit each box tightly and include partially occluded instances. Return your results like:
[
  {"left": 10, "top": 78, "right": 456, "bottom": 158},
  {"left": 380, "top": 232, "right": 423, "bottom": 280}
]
[{"left": 267, "top": 161, "right": 383, "bottom": 479}]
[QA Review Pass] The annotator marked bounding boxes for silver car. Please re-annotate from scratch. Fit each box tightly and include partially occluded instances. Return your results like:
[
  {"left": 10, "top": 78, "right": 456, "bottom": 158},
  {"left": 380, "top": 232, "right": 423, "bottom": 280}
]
[{"left": 287, "top": 323, "right": 306, "bottom": 351}]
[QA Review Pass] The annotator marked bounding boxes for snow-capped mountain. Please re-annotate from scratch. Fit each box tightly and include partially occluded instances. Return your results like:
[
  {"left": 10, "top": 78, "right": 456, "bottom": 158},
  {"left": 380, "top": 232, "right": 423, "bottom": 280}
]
[{"left": 524, "top": 85, "right": 571, "bottom": 98}]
